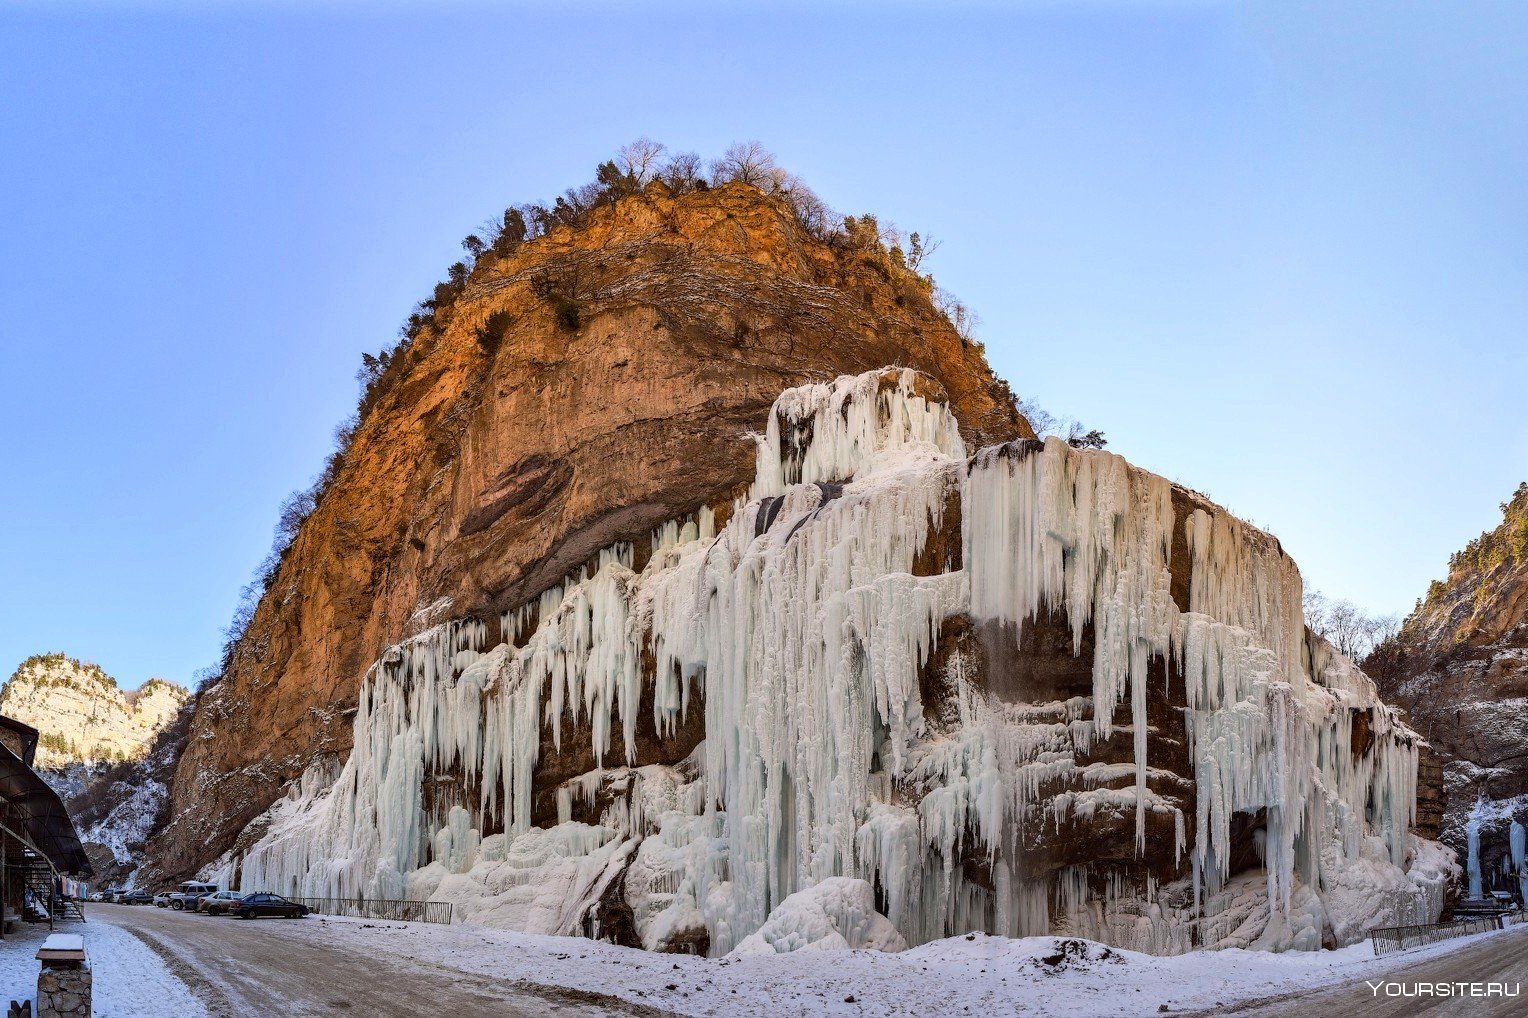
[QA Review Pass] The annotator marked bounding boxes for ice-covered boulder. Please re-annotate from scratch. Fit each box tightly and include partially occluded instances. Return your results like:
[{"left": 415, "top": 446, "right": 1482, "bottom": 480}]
[{"left": 730, "top": 878, "right": 907, "bottom": 955}]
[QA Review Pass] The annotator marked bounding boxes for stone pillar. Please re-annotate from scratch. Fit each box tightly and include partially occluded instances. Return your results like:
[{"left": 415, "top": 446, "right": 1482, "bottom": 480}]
[{"left": 34, "top": 961, "right": 90, "bottom": 1018}]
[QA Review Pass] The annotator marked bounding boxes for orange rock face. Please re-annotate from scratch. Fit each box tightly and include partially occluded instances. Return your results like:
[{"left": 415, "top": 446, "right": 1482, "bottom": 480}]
[{"left": 147, "top": 183, "right": 1028, "bottom": 881}]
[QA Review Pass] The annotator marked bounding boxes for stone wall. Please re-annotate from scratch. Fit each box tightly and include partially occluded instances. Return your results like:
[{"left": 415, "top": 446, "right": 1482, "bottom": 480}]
[{"left": 35, "top": 963, "right": 90, "bottom": 1018}]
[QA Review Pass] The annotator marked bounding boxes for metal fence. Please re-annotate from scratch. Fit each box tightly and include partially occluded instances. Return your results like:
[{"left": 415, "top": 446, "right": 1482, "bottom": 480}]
[
  {"left": 1371, "top": 915, "right": 1502, "bottom": 956},
  {"left": 293, "top": 896, "right": 453, "bottom": 925}
]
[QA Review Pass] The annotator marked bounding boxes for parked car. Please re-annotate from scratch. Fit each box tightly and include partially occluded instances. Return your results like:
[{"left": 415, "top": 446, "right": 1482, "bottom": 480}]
[
  {"left": 87, "top": 892, "right": 105, "bottom": 903},
  {"left": 152, "top": 891, "right": 173, "bottom": 908},
  {"left": 199, "top": 890, "right": 245, "bottom": 915},
  {"left": 168, "top": 881, "right": 218, "bottom": 911},
  {"left": 120, "top": 890, "right": 153, "bottom": 906},
  {"left": 230, "top": 893, "right": 310, "bottom": 920},
  {"left": 98, "top": 887, "right": 122, "bottom": 903}
]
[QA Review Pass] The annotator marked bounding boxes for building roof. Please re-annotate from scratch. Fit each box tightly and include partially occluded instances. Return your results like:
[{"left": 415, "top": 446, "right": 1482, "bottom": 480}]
[
  {"left": 0, "top": 727, "right": 92, "bottom": 877},
  {"left": 0, "top": 715, "right": 39, "bottom": 766}
]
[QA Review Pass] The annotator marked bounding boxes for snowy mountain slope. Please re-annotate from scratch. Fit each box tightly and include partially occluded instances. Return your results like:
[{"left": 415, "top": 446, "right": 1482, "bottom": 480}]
[{"left": 67, "top": 702, "right": 193, "bottom": 887}]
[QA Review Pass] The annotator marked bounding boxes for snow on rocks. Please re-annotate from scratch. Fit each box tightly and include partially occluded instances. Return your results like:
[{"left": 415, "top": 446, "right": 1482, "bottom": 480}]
[
  {"left": 730, "top": 877, "right": 907, "bottom": 955},
  {"left": 231, "top": 367, "right": 1448, "bottom": 959}
]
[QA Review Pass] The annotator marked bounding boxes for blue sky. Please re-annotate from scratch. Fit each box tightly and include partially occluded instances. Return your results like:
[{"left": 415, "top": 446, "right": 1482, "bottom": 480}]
[{"left": 2, "top": 2, "right": 1524, "bottom": 689}]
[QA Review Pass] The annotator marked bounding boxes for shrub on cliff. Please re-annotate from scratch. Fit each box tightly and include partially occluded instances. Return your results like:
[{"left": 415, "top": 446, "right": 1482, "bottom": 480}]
[{"left": 475, "top": 310, "right": 514, "bottom": 353}]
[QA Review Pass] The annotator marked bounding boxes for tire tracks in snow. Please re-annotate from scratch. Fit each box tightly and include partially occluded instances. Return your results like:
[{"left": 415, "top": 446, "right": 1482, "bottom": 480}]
[{"left": 115, "top": 923, "right": 238, "bottom": 1017}]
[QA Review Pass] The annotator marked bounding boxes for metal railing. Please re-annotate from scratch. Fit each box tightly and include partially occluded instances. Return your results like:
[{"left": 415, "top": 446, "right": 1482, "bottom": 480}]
[
  {"left": 1371, "top": 915, "right": 1502, "bottom": 956},
  {"left": 293, "top": 896, "right": 452, "bottom": 925}
]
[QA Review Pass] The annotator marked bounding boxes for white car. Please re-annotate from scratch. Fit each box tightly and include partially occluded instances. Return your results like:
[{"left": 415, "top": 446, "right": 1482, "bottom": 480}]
[{"left": 152, "top": 891, "right": 173, "bottom": 908}]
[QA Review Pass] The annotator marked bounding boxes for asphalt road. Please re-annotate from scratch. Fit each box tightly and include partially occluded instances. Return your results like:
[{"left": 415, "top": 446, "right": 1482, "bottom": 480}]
[
  {"left": 1222, "top": 922, "right": 1528, "bottom": 1018},
  {"left": 92, "top": 903, "right": 668, "bottom": 1018}
]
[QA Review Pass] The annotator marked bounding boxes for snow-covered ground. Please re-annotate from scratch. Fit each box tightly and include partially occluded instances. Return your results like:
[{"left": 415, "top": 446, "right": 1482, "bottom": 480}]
[
  {"left": 6, "top": 906, "right": 1519, "bottom": 1015},
  {"left": 0, "top": 920, "right": 207, "bottom": 1017},
  {"left": 265, "top": 913, "right": 1524, "bottom": 1017}
]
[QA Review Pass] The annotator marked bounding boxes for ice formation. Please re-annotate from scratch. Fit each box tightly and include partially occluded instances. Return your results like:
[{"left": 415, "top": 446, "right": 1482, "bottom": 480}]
[
  {"left": 1467, "top": 797, "right": 1485, "bottom": 900},
  {"left": 233, "top": 367, "right": 1448, "bottom": 957},
  {"left": 1512, "top": 819, "right": 1527, "bottom": 907},
  {"left": 731, "top": 877, "right": 907, "bottom": 955}
]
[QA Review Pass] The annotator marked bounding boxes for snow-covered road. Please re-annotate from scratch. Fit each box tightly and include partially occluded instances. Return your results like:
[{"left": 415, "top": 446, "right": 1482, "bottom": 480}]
[
  {"left": 91, "top": 904, "right": 662, "bottom": 1017},
  {"left": 1222, "top": 921, "right": 1528, "bottom": 1017},
  {"left": 86, "top": 902, "right": 1528, "bottom": 1017}
]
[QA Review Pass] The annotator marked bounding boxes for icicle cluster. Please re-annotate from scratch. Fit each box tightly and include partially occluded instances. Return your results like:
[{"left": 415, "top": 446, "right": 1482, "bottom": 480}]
[{"left": 233, "top": 368, "right": 1445, "bottom": 957}]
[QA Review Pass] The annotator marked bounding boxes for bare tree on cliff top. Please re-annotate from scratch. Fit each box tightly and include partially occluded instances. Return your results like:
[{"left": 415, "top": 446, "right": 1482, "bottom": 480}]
[
  {"left": 617, "top": 138, "right": 668, "bottom": 187},
  {"left": 711, "top": 141, "right": 778, "bottom": 187},
  {"left": 1304, "top": 586, "right": 1398, "bottom": 661}
]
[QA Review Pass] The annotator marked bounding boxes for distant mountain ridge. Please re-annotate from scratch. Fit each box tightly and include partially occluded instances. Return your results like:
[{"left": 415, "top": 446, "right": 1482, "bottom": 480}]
[{"left": 0, "top": 652, "right": 189, "bottom": 768}]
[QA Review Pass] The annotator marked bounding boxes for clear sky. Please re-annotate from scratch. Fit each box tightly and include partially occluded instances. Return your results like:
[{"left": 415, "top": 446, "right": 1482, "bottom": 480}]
[{"left": 2, "top": 2, "right": 1525, "bottom": 689}]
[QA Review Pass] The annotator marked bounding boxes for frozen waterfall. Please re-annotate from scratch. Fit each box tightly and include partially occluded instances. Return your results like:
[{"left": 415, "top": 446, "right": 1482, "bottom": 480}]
[{"left": 233, "top": 367, "right": 1449, "bottom": 957}]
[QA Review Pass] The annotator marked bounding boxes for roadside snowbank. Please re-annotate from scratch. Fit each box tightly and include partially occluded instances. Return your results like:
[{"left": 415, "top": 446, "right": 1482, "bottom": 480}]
[
  {"left": 274, "top": 912, "right": 1526, "bottom": 1017},
  {"left": 0, "top": 920, "right": 207, "bottom": 1017}
]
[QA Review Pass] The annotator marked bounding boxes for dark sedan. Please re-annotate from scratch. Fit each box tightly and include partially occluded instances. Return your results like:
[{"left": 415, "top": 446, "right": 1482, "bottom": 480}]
[
  {"left": 231, "top": 893, "right": 310, "bottom": 919},
  {"left": 119, "top": 890, "right": 154, "bottom": 905}
]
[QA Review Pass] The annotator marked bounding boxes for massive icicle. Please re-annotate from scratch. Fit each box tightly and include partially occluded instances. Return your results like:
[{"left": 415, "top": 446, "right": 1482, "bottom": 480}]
[{"left": 231, "top": 368, "right": 1448, "bottom": 958}]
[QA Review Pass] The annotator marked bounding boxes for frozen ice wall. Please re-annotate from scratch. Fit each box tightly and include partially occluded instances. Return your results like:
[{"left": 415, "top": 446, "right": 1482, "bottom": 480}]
[
  {"left": 1467, "top": 799, "right": 1485, "bottom": 900},
  {"left": 1512, "top": 819, "right": 1527, "bottom": 906},
  {"left": 234, "top": 367, "right": 1448, "bottom": 956}
]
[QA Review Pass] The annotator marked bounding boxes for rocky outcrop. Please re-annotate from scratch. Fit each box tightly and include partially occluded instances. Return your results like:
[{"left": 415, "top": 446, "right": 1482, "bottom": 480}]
[
  {"left": 1372, "top": 482, "right": 1528, "bottom": 902},
  {"left": 149, "top": 178, "right": 1445, "bottom": 957},
  {"left": 149, "top": 182, "right": 1027, "bottom": 885},
  {"left": 0, "top": 654, "right": 187, "bottom": 768}
]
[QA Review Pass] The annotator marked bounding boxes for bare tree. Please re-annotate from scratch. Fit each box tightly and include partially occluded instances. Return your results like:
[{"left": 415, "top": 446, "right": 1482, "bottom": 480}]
[
  {"left": 1015, "top": 397, "right": 1057, "bottom": 438},
  {"left": 617, "top": 137, "right": 667, "bottom": 187},
  {"left": 781, "top": 180, "right": 835, "bottom": 237},
  {"left": 1303, "top": 587, "right": 1330, "bottom": 635},
  {"left": 932, "top": 285, "right": 979, "bottom": 342},
  {"left": 1304, "top": 584, "right": 1398, "bottom": 661},
  {"left": 711, "top": 141, "right": 778, "bottom": 186},
  {"left": 660, "top": 151, "right": 704, "bottom": 192}
]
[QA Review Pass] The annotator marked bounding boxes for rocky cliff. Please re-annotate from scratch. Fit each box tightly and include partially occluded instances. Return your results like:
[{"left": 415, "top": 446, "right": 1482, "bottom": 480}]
[
  {"left": 0, "top": 654, "right": 187, "bottom": 768},
  {"left": 1372, "top": 482, "right": 1528, "bottom": 904},
  {"left": 149, "top": 174, "right": 1448, "bottom": 957},
  {"left": 150, "top": 180, "right": 1026, "bottom": 886}
]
